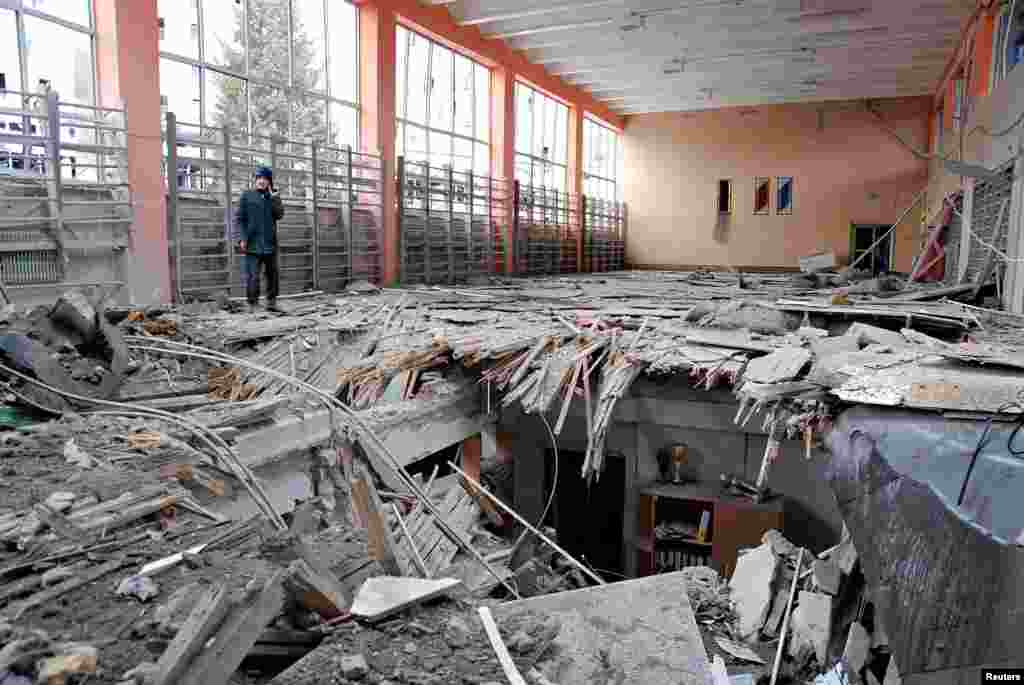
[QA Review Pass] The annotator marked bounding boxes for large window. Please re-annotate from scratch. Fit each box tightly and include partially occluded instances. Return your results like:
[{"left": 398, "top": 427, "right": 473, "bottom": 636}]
[
  {"left": 158, "top": 0, "right": 359, "bottom": 149},
  {"left": 395, "top": 25, "right": 490, "bottom": 175},
  {"left": 514, "top": 82, "right": 568, "bottom": 191},
  {"left": 0, "top": 2, "right": 96, "bottom": 175},
  {"left": 583, "top": 117, "right": 621, "bottom": 201},
  {"left": 0, "top": 3, "right": 95, "bottom": 107}
]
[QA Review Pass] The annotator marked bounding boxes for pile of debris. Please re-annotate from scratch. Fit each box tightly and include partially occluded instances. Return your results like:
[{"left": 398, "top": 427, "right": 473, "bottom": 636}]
[{"left": 722, "top": 528, "right": 897, "bottom": 685}]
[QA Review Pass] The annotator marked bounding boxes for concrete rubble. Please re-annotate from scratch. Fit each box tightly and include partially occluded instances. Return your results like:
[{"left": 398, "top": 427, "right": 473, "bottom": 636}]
[{"left": 0, "top": 270, "right": 1012, "bottom": 683}]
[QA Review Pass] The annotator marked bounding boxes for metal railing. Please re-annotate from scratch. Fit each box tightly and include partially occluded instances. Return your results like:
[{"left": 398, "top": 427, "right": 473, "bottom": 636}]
[
  {"left": 397, "top": 157, "right": 508, "bottom": 284},
  {"left": 163, "top": 112, "right": 384, "bottom": 301},
  {"left": 514, "top": 181, "right": 580, "bottom": 276},
  {"left": 583, "top": 196, "right": 626, "bottom": 272},
  {"left": 0, "top": 90, "right": 131, "bottom": 292}
]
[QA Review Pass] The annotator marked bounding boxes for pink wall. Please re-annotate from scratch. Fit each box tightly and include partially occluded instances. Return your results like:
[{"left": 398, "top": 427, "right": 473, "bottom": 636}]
[{"left": 622, "top": 97, "right": 931, "bottom": 272}]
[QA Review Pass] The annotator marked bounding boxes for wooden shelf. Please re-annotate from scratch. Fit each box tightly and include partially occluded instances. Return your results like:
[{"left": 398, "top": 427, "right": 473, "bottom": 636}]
[
  {"left": 656, "top": 539, "right": 713, "bottom": 548},
  {"left": 636, "top": 480, "right": 786, "bottom": 579}
]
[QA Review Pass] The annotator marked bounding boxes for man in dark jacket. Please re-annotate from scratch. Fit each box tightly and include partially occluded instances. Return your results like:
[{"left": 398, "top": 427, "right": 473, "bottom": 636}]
[{"left": 235, "top": 166, "right": 285, "bottom": 312}]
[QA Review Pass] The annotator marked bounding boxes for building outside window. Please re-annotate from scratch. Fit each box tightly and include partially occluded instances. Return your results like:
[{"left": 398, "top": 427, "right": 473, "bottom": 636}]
[
  {"left": 158, "top": 0, "right": 359, "bottom": 154},
  {"left": 514, "top": 82, "right": 568, "bottom": 192},
  {"left": 394, "top": 25, "right": 490, "bottom": 176},
  {"left": 0, "top": 1, "right": 96, "bottom": 175},
  {"left": 582, "top": 116, "right": 621, "bottom": 202}
]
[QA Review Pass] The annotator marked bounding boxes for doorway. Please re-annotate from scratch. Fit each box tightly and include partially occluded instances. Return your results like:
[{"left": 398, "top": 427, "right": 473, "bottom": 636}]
[
  {"left": 546, "top": 449, "right": 625, "bottom": 580},
  {"left": 850, "top": 224, "right": 894, "bottom": 275}
]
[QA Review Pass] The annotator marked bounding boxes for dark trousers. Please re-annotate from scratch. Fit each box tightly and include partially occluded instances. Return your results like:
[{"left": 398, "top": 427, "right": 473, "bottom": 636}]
[{"left": 243, "top": 252, "right": 279, "bottom": 305}]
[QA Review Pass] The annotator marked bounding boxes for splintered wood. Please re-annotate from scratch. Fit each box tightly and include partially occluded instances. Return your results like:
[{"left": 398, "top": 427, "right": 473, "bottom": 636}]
[
  {"left": 208, "top": 367, "right": 257, "bottom": 401},
  {"left": 392, "top": 481, "right": 481, "bottom": 579}
]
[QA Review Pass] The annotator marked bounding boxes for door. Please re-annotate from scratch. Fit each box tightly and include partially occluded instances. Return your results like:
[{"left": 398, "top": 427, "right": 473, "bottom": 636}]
[
  {"left": 850, "top": 224, "right": 894, "bottom": 275},
  {"left": 548, "top": 449, "right": 625, "bottom": 580}
]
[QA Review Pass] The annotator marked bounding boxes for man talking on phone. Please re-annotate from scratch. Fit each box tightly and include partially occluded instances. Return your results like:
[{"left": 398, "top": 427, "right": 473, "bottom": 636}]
[{"left": 235, "top": 166, "right": 284, "bottom": 313}]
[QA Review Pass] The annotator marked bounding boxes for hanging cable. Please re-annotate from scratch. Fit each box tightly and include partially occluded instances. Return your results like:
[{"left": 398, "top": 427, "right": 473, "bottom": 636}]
[
  {"left": 512, "top": 412, "right": 560, "bottom": 553},
  {"left": 0, "top": 360, "right": 287, "bottom": 529},
  {"left": 959, "top": 401, "right": 1024, "bottom": 507}
]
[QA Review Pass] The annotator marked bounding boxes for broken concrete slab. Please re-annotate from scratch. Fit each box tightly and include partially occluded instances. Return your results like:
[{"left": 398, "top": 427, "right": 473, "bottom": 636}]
[
  {"left": 729, "top": 544, "right": 778, "bottom": 641},
  {"left": 812, "top": 558, "right": 841, "bottom": 595},
  {"left": 844, "top": 323, "right": 906, "bottom": 349},
  {"left": 788, "top": 591, "right": 832, "bottom": 665},
  {"left": 50, "top": 291, "right": 97, "bottom": 342},
  {"left": 762, "top": 529, "right": 797, "bottom": 557},
  {"left": 883, "top": 657, "right": 900, "bottom": 685},
  {"left": 799, "top": 251, "right": 837, "bottom": 274},
  {"left": 842, "top": 622, "right": 871, "bottom": 674},
  {"left": 492, "top": 571, "right": 713, "bottom": 685},
  {"left": 744, "top": 347, "right": 812, "bottom": 384},
  {"left": 349, "top": 576, "right": 462, "bottom": 623}
]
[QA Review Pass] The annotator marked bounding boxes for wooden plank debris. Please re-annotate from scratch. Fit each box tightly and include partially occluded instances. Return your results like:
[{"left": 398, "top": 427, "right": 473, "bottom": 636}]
[
  {"left": 478, "top": 606, "right": 528, "bottom": 685},
  {"left": 151, "top": 582, "right": 233, "bottom": 685},
  {"left": 283, "top": 559, "right": 347, "bottom": 620},
  {"left": 3, "top": 557, "right": 132, "bottom": 620},
  {"left": 178, "top": 569, "right": 291, "bottom": 685},
  {"left": 350, "top": 461, "right": 405, "bottom": 576}
]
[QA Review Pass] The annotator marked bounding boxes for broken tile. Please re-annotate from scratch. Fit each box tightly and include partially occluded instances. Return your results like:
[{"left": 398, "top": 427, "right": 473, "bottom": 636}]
[
  {"left": 349, "top": 576, "right": 462, "bottom": 622},
  {"left": 812, "top": 558, "right": 841, "bottom": 595},
  {"left": 729, "top": 543, "right": 777, "bottom": 641},
  {"left": 788, "top": 591, "right": 832, "bottom": 665}
]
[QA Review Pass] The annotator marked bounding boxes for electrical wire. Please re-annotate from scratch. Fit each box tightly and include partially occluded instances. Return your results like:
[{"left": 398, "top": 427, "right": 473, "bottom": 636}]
[
  {"left": 959, "top": 401, "right": 1024, "bottom": 506},
  {"left": 512, "top": 412, "right": 560, "bottom": 553},
  {"left": 0, "top": 360, "right": 286, "bottom": 529},
  {"left": 123, "top": 336, "right": 520, "bottom": 597}
]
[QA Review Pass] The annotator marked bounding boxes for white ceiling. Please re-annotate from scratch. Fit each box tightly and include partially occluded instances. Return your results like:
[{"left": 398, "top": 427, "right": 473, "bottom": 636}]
[{"left": 430, "top": 0, "right": 974, "bottom": 115}]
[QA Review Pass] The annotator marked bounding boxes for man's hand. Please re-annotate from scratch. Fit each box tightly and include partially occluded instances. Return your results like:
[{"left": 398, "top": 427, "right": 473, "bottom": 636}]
[{"left": 239, "top": 241, "right": 247, "bottom": 253}]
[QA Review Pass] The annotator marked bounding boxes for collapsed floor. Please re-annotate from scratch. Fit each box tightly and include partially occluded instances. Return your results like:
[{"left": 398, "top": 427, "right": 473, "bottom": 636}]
[{"left": 1, "top": 270, "right": 1021, "bottom": 684}]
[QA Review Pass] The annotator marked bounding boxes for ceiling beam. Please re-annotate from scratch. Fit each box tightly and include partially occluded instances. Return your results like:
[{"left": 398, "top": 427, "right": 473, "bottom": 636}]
[
  {"left": 521, "top": 21, "right": 962, "bottom": 61},
  {"left": 489, "top": 18, "right": 616, "bottom": 39},
  {"left": 615, "top": 89, "right": 933, "bottom": 113},
  {"left": 455, "top": 0, "right": 623, "bottom": 26},
  {"left": 576, "top": 64, "right": 945, "bottom": 94}
]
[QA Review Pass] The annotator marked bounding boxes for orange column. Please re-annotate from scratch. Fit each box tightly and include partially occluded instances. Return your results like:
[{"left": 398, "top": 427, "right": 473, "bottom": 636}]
[
  {"left": 94, "top": 0, "right": 171, "bottom": 305},
  {"left": 974, "top": 10, "right": 996, "bottom": 99},
  {"left": 567, "top": 107, "right": 584, "bottom": 272},
  {"left": 491, "top": 67, "right": 516, "bottom": 274},
  {"left": 358, "top": 2, "right": 399, "bottom": 285}
]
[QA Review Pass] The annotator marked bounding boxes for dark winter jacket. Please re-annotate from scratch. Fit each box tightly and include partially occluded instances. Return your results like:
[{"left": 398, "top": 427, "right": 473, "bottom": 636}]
[{"left": 235, "top": 189, "right": 284, "bottom": 255}]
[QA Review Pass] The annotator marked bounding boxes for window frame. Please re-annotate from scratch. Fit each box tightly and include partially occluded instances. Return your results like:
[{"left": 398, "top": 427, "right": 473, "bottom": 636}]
[
  {"left": 992, "top": 4, "right": 1011, "bottom": 90},
  {"left": 395, "top": 23, "right": 490, "bottom": 174},
  {"left": 158, "top": 0, "right": 360, "bottom": 147},
  {"left": 4, "top": 2, "right": 97, "bottom": 106},
  {"left": 753, "top": 177, "right": 770, "bottom": 215},
  {"left": 776, "top": 176, "right": 794, "bottom": 215},
  {"left": 717, "top": 179, "right": 732, "bottom": 215},
  {"left": 514, "top": 80, "right": 569, "bottom": 191},
  {"left": 582, "top": 115, "right": 621, "bottom": 202}
]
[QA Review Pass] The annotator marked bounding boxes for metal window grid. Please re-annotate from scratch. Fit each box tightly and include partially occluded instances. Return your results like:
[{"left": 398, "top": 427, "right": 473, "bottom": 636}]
[{"left": 164, "top": 111, "right": 383, "bottom": 301}]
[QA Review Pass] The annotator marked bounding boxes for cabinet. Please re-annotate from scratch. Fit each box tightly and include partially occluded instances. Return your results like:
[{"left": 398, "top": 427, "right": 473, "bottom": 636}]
[{"left": 635, "top": 482, "right": 785, "bottom": 580}]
